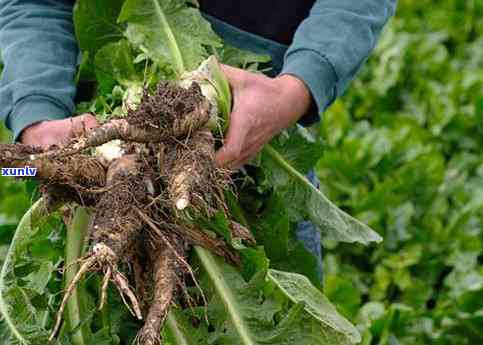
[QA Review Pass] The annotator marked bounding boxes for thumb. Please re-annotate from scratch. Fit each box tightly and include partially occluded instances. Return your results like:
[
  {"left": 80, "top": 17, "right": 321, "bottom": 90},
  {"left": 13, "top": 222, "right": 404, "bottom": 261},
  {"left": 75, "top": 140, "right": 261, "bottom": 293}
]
[{"left": 70, "top": 113, "right": 100, "bottom": 138}]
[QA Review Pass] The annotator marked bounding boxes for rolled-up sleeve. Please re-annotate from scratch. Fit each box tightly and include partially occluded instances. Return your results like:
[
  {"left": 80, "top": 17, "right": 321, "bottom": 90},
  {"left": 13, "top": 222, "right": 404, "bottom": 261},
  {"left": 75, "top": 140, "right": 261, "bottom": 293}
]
[
  {"left": 281, "top": 0, "right": 397, "bottom": 124},
  {"left": 0, "top": 0, "right": 78, "bottom": 141}
]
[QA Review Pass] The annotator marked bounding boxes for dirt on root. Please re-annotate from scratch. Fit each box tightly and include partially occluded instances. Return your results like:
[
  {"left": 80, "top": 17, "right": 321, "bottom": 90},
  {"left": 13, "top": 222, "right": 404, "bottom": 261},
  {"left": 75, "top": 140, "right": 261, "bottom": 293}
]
[
  {"left": 0, "top": 144, "right": 107, "bottom": 206},
  {"left": 91, "top": 155, "right": 155, "bottom": 257},
  {"left": 136, "top": 236, "right": 183, "bottom": 345},
  {"left": 162, "top": 128, "right": 230, "bottom": 215},
  {"left": 0, "top": 144, "right": 42, "bottom": 162},
  {"left": 126, "top": 82, "right": 205, "bottom": 132}
]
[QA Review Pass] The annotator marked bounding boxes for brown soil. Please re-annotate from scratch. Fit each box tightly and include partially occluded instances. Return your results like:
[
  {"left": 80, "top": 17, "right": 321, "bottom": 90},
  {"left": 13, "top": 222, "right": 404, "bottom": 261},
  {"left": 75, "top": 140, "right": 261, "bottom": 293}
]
[
  {"left": 90, "top": 155, "right": 151, "bottom": 256},
  {"left": 165, "top": 127, "right": 229, "bottom": 215},
  {"left": 127, "top": 82, "right": 205, "bottom": 131}
]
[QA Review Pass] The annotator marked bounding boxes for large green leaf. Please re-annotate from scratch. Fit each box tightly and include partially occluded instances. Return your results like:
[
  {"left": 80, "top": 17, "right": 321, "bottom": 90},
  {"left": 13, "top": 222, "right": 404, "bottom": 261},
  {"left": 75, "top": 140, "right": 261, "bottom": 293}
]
[
  {"left": 0, "top": 199, "right": 57, "bottom": 344},
  {"left": 218, "top": 45, "right": 271, "bottom": 72},
  {"left": 73, "top": 0, "right": 125, "bottom": 61},
  {"left": 193, "top": 247, "right": 360, "bottom": 345},
  {"left": 267, "top": 270, "right": 360, "bottom": 343},
  {"left": 247, "top": 192, "right": 322, "bottom": 288},
  {"left": 0, "top": 201, "right": 144, "bottom": 344},
  {"left": 118, "top": 0, "right": 222, "bottom": 75},
  {"left": 260, "top": 128, "right": 382, "bottom": 245}
]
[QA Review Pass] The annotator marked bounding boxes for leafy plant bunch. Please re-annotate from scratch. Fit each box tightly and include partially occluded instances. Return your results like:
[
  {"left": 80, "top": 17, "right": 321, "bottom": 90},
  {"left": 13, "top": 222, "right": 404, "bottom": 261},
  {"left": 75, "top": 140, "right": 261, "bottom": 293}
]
[{"left": 0, "top": 1, "right": 382, "bottom": 344}]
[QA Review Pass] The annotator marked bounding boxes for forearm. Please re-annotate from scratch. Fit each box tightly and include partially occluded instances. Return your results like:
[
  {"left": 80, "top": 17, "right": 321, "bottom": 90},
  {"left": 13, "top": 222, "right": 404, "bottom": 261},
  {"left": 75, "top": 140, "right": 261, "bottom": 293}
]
[
  {"left": 281, "top": 0, "right": 397, "bottom": 123},
  {"left": 0, "top": 0, "right": 78, "bottom": 141}
]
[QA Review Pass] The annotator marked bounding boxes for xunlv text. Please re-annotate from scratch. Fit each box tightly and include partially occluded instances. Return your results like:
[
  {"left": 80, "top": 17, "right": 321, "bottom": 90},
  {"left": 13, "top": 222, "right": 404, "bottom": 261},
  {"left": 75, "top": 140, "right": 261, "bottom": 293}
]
[{"left": 1, "top": 166, "right": 38, "bottom": 177}]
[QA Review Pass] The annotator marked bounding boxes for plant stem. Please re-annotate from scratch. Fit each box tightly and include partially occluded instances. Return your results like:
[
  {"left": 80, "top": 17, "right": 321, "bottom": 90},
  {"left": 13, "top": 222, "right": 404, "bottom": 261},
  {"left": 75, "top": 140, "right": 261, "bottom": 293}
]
[
  {"left": 194, "top": 247, "right": 256, "bottom": 345},
  {"left": 151, "top": 0, "right": 185, "bottom": 74},
  {"left": 65, "top": 207, "right": 90, "bottom": 345},
  {"left": 263, "top": 144, "right": 321, "bottom": 195}
]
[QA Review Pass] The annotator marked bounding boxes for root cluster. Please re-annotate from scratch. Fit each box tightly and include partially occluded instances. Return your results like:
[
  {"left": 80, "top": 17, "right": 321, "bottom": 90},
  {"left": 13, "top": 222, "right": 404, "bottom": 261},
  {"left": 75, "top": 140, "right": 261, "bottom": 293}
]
[{"left": 0, "top": 82, "right": 253, "bottom": 344}]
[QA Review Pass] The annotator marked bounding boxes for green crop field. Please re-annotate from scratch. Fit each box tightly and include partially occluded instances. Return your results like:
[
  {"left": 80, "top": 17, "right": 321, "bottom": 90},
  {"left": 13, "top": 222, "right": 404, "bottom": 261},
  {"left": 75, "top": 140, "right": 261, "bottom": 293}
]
[{"left": 318, "top": 1, "right": 483, "bottom": 343}]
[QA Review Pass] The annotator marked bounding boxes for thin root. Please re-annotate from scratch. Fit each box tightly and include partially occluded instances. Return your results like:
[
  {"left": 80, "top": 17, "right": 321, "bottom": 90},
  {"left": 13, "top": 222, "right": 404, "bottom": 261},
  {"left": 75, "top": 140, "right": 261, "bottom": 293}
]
[
  {"left": 99, "top": 266, "right": 112, "bottom": 311},
  {"left": 113, "top": 271, "right": 143, "bottom": 320},
  {"left": 50, "top": 256, "right": 97, "bottom": 341}
]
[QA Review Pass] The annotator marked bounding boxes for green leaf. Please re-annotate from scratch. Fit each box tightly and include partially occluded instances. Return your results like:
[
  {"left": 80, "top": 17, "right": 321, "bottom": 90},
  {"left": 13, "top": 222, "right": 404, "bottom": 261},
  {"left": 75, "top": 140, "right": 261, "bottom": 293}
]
[
  {"left": 194, "top": 247, "right": 255, "bottom": 345},
  {"left": 164, "top": 313, "right": 191, "bottom": 345},
  {"left": 94, "top": 39, "right": 140, "bottom": 93},
  {"left": 269, "top": 127, "right": 325, "bottom": 174},
  {"left": 118, "top": 0, "right": 222, "bottom": 75},
  {"left": 0, "top": 202, "right": 98, "bottom": 345},
  {"left": 218, "top": 44, "right": 271, "bottom": 71},
  {"left": 0, "top": 199, "right": 46, "bottom": 344},
  {"left": 267, "top": 269, "right": 361, "bottom": 344},
  {"left": 198, "top": 210, "right": 232, "bottom": 244},
  {"left": 252, "top": 193, "right": 290, "bottom": 263},
  {"left": 74, "top": 0, "right": 124, "bottom": 63},
  {"left": 244, "top": 191, "right": 321, "bottom": 286},
  {"left": 164, "top": 310, "right": 208, "bottom": 345},
  {"left": 261, "top": 143, "right": 382, "bottom": 245},
  {"left": 194, "top": 247, "right": 360, "bottom": 345},
  {"left": 24, "top": 262, "right": 55, "bottom": 296},
  {"left": 0, "top": 225, "right": 16, "bottom": 246},
  {"left": 323, "top": 275, "right": 362, "bottom": 319}
]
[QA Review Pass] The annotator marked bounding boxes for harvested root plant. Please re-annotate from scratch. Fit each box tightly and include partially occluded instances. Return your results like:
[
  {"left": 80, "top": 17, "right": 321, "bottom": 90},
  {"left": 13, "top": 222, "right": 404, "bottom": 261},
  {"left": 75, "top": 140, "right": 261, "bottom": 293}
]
[{"left": 2, "top": 78, "right": 245, "bottom": 344}]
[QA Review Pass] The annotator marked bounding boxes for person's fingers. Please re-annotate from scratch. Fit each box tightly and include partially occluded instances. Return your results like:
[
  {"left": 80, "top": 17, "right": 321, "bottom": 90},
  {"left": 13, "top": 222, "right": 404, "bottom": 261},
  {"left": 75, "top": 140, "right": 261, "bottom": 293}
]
[
  {"left": 216, "top": 65, "right": 259, "bottom": 168},
  {"left": 19, "top": 114, "right": 100, "bottom": 150},
  {"left": 20, "top": 120, "right": 67, "bottom": 150},
  {"left": 228, "top": 141, "right": 264, "bottom": 170},
  {"left": 80, "top": 113, "right": 100, "bottom": 131},
  {"left": 215, "top": 110, "right": 248, "bottom": 168},
  {"left": 215, "top": 130, "right": 245, "bottom": 168},
  {"left": 71, "top": 113, "right": 99, "bottom": 138}
]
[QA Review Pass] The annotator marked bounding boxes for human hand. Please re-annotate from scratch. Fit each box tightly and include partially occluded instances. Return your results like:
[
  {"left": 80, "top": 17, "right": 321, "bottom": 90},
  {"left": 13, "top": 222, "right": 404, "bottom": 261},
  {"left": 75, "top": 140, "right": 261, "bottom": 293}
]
[
  {"left": 19, "top": 113, "right": 99, "bottom": 150},
  {"left": 215, "top": 65, "right": 312, "bottom": 169}
]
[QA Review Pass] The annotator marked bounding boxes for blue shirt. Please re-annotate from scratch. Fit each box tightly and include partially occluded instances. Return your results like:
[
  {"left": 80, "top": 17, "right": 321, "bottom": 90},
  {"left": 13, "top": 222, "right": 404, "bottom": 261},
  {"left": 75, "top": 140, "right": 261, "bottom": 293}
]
[{"left": 0, "top": 0, "right": 397, "bottom": 140}]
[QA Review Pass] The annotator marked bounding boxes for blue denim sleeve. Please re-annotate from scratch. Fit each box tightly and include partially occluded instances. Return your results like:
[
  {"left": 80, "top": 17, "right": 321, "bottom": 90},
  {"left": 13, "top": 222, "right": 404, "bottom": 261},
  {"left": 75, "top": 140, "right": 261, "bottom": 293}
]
[
  {"left": 281, "top": 0, "right": 397, "bottom": 124},
  {"left": 0, "top": 0, "right": 78, "bottom": 141}
]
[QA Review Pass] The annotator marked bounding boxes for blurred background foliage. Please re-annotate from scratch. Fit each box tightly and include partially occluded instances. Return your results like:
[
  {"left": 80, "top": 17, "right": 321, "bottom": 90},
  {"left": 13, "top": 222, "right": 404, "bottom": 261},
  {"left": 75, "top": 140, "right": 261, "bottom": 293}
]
[
  {"left": 318, "top": 0, "right": 483, "bottom": 344},
  {"left": 0, "top": 0, "right": 482, "bottom": 344}
]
